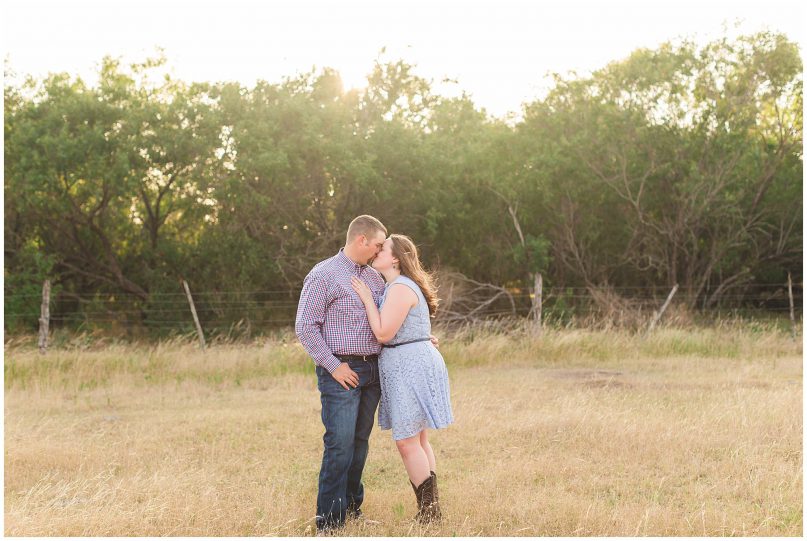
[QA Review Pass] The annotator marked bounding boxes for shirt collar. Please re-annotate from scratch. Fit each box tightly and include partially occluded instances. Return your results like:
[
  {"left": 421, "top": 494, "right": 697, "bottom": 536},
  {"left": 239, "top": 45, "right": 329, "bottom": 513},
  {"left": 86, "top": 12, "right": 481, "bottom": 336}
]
[{"left": 337, "top": 248, "right": 367, "bottom": 274}]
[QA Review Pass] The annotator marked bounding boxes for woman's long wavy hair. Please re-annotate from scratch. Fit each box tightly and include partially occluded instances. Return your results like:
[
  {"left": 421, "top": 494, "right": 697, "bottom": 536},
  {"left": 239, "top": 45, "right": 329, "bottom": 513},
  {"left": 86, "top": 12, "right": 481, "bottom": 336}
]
[{"left": 390, "top": 234, "right": 439, "bottom": 317}]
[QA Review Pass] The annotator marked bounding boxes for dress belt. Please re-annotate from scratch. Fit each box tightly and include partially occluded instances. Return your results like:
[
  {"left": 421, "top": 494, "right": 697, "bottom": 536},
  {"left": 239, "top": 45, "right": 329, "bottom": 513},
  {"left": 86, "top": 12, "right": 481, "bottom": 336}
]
[
  {"left": 382, "top": 337, "right": 431, "bottom": 348},
  {"left": 335, "top": 354, "right": 378, "bottom": 362}
]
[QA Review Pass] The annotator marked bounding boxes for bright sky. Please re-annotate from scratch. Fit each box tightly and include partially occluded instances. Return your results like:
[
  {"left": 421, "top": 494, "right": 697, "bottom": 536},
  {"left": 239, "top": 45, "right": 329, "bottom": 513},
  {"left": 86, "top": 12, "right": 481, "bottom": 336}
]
[{"left": 2, "top": 0, "right": 804, "bottom": 119}]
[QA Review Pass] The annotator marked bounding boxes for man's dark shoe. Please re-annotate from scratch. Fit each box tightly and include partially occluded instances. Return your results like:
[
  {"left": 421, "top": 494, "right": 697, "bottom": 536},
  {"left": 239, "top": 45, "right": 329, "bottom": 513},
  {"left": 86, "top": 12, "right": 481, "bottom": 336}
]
[
  {"left": 347, "top": 507, "right": 362, "bottom": 520},
  {"left": 315, "top": 516, "right": 344, "bottom": 536},
  {"left": 346, "top": 506, "right": 380, "bottom": 526},
  {"left": 316, "top": 524, "right": 342, "bottom": 536}
]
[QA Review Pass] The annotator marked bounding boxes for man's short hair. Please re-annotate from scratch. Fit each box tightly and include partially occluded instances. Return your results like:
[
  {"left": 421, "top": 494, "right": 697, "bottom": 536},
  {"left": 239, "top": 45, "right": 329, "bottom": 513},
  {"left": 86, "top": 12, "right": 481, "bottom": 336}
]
[{"left": 346, "top": 215, "right": 387, "bottom": 244}]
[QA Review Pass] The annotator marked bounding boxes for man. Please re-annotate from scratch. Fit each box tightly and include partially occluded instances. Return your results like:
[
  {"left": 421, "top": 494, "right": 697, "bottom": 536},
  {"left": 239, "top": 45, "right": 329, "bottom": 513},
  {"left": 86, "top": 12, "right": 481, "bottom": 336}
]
[{"left": 295, "top": 215, "right": 388, "bottom": 533}]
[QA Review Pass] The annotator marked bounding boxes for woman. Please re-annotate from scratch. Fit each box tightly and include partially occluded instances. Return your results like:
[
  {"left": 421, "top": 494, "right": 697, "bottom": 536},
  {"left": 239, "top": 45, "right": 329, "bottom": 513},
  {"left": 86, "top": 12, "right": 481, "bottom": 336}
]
[{"left": 351, "top": 234, "right": 453, "bottom": 524}]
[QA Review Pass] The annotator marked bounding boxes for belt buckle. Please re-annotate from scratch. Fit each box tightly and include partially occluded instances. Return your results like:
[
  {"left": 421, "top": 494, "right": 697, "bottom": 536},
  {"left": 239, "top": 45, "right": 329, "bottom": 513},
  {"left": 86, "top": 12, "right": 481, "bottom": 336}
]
[{"left": 360, "top": 355, "right": 368, "bottom": 362}]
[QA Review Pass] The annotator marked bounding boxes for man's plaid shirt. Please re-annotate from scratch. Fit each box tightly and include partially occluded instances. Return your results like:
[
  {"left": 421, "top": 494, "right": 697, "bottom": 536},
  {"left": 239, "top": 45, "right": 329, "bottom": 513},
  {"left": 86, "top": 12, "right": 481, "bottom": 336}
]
[{"left": 295, "top": 249, "right": 386, "bottom": 373}]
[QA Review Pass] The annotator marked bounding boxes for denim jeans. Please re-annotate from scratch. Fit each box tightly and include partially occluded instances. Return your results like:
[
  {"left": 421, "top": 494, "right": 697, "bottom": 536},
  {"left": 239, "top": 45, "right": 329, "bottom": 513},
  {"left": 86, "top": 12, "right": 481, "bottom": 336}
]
[{"left": 315, "top": 359, "right": 381, "bottom": 530}]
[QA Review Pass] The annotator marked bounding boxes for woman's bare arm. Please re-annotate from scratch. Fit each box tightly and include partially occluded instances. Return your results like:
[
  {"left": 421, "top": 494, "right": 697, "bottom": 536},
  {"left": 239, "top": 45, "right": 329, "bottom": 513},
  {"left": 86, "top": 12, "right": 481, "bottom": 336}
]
[{"left": 351, "top": 279, "right": 417, "bottom": 343}]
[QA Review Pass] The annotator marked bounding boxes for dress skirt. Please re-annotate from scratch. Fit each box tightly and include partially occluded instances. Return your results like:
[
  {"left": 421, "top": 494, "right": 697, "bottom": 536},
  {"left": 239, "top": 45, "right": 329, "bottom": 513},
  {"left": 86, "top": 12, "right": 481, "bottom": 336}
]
[{"left": 377, "top": 341, "right": 454, "bottom": 440}]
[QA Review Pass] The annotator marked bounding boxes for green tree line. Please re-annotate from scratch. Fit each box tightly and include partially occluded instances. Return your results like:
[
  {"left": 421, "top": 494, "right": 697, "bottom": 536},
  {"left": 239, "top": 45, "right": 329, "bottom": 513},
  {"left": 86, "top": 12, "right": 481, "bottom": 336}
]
[{"left": 4, "top": 32, "right": 803, "bottom": 334}]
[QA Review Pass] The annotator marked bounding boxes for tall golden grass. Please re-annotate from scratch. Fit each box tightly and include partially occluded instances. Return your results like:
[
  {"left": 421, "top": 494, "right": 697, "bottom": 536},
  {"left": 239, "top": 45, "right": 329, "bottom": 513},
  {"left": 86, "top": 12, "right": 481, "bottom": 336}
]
[{"left": 4, "top": 323, "right": 803, "bottom": 536}]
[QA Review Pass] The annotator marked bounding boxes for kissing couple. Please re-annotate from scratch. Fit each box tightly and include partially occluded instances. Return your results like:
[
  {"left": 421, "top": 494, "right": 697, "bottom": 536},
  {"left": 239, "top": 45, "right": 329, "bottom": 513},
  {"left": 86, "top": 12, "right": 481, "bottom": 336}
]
[{"left": 295, "top": 214, "right": 454, "bottom": 533}]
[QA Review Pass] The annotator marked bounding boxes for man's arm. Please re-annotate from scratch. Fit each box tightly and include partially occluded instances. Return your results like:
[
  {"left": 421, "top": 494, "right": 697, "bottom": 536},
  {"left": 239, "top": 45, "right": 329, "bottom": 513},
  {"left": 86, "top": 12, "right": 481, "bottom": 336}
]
[{"left": 295, "top": 273, "right": 342, "bottom": 374}]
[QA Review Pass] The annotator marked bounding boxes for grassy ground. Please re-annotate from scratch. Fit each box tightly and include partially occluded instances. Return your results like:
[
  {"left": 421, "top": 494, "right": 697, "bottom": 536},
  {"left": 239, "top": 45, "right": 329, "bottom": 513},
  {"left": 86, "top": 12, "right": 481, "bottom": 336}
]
[{"left": 3, "top": 324, "right": 803, "bottom": 536}]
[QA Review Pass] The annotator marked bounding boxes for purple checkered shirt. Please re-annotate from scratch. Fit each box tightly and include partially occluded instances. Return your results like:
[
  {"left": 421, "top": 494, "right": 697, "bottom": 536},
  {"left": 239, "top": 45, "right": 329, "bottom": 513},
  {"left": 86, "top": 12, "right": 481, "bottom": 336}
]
[{"left": 295, "top": 249, "right": 386, "bottom": 373}]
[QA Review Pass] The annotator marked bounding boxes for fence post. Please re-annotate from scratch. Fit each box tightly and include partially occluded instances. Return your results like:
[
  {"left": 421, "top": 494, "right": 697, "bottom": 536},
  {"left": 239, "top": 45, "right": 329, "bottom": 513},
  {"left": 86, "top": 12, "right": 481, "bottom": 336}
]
[
  {"left": 646, "top": 284, "right": 679, "bottom": 336},
  {"left": 532, "top": 272, "right": 543, "bottom": 336},
  {"left": 182, "top": 280, "right": 206, "bottom": 350},
  {"left": 787, "top": 272, "right": 797, "bottom": 338},
  {"left": 38, "top": 279, "right": 51, "bottom": 354}
]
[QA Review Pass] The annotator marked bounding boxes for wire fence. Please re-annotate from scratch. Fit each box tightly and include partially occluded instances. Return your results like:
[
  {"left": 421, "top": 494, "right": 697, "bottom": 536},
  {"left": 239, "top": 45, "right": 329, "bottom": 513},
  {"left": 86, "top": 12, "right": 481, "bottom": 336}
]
[{"left": 4, "top": 280, "right": 802, "bottom": 337}]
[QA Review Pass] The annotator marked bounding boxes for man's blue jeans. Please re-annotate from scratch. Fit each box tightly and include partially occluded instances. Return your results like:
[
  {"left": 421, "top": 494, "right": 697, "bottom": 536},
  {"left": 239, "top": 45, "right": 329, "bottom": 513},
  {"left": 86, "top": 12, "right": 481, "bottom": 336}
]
[{"left": 315, "top": 359, "right": 381, "bottom": 530}]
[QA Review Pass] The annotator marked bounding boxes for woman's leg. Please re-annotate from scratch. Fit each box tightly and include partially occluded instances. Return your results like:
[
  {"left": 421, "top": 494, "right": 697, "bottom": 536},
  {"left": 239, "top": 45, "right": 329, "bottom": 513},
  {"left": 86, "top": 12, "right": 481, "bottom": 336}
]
[
  {"left": 395, "top": 433, "right": 431, "bottom": 486},
  {"left": 419, "top": 429, "right": 436, "bottom": 473}
]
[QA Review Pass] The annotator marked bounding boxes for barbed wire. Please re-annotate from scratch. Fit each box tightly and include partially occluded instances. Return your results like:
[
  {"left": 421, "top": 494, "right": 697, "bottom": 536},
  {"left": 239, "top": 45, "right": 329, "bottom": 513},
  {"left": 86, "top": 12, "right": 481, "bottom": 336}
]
[
  {"left": 5, "top": 281, "right": 802, "bottom": 301},
  {"left": 5, "top": 304, "right": 802, "bottom": 324},
  {"left": 5, "top": 292, "right": 803, "bottom": 314},
  {"left": 5, "top": 281, "right": 801, "bottom": 332},
  {"left": 4, "top": 290, "right": 303, "bottom": 300}
]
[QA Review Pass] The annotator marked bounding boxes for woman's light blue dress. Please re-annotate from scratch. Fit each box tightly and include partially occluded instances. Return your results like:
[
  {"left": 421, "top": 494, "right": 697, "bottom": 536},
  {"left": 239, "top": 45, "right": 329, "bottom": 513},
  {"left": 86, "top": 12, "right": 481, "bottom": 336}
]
[{"left": 378, "top": 275, "right": 454, "bottom": 440}]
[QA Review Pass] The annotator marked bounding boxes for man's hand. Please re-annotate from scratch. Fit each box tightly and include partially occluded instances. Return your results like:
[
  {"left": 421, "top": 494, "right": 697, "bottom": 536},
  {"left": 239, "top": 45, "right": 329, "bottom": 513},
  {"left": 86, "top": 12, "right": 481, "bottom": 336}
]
[
  {"left": 331, "top": 362, "right": 359, "bottom": 390},
  {"left": 429, "top": 334, "right": 439, "bottom": 349}
]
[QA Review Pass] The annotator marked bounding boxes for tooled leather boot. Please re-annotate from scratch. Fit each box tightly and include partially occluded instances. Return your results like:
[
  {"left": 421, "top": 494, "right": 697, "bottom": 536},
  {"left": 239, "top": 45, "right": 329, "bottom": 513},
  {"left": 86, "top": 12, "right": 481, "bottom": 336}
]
[
  {"left": 429, "top": 471, "right": 441, "bottom": 520},
  {"left": 410, "top": 479, "right": 422, "bottom": 510},
  {"left": 413, "top": 474, "right": 441, "bottom": 524}
]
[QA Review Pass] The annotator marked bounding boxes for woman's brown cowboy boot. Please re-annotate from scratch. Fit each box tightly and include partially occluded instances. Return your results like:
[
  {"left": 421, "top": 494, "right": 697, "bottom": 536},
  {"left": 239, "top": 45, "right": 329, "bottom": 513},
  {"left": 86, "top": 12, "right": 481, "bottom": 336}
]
[
  {"left": 413, "top": 474, "right": 441, "bottom": 524},
  {"left": 410, "top": 479, "right": 422, "bottom": 509},
  {"left": 429, "top": 471, "right": 442, "bottom": 520}
]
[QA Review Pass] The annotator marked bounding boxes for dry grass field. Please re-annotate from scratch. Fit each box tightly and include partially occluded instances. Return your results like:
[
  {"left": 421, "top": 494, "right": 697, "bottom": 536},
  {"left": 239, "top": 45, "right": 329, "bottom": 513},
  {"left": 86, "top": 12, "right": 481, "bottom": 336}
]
[{"left": 4, "top": 323, "right": 803, "bottom": 536}]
